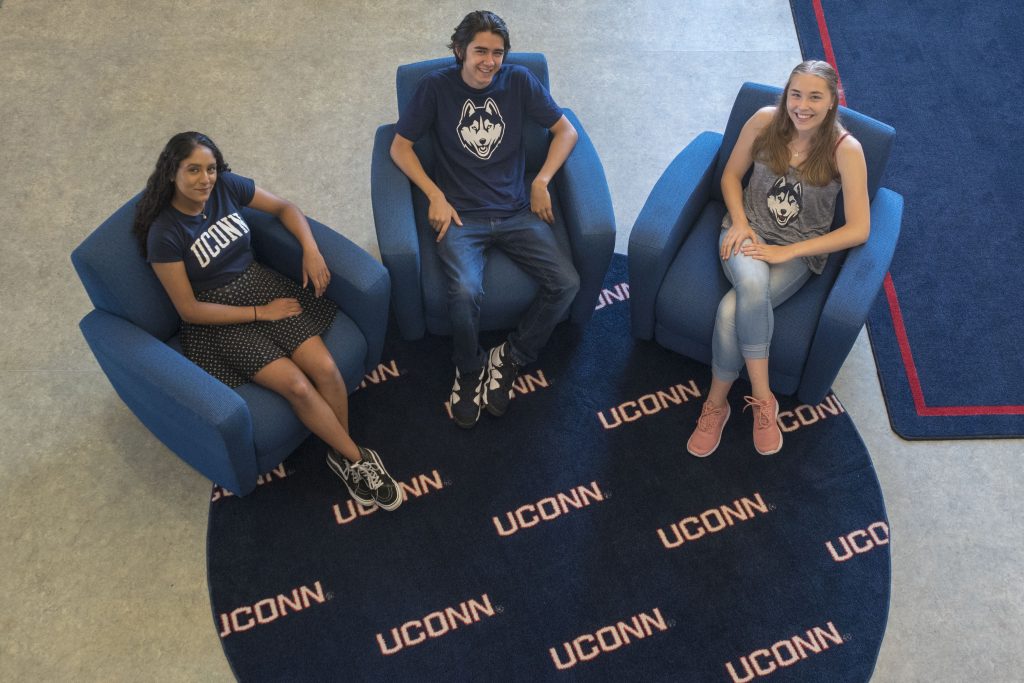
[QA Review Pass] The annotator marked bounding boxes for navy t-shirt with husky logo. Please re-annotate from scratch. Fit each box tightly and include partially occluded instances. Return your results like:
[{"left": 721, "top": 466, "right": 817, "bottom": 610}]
[
  {"left": 147, "top": 172, "right": 257, "bottom": 291},
  {"left": 395, "top": 63, "right": 562, "bottom": 218}
]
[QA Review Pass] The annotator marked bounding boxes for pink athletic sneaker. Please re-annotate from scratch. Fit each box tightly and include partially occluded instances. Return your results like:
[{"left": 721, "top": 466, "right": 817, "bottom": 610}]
[
  {"left": 744, "top": 394, "right": 783, "bottom": 455},
  {"left": 687, "top": 401, "right": 731, "bottom": 458}
]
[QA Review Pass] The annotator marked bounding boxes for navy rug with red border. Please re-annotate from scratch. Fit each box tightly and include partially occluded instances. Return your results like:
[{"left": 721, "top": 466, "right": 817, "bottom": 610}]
[
  {"left": 207, "top": 255, "right": 890, "bottom": 682},
  {"left": 790, "top": 0, "right": 1024, "bottom": 438}
]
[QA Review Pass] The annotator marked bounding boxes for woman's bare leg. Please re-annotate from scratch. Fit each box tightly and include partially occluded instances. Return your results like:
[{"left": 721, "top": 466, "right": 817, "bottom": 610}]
[{"left": 252, "top": 356, "right": 360, "bottom": 462}]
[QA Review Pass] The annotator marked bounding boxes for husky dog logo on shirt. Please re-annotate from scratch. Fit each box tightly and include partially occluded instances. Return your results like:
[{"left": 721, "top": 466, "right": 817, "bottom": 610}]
[
  {"left": 457, "top": 98, "right": 505, "bottom": 160},
  {"left": 766, "top": 175, "right": 802, "bottom": 227}
]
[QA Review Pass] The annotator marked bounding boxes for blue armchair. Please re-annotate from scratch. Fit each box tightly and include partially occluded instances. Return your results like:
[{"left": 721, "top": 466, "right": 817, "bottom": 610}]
[
  {"left": 371, "top": 53, "right": 616, "bottom": 340},
  {"left": 628, "top": 83, "right": 903, "bottom": 405},
  {"left": 71, "top": 195, "right": 390, "bottom": 496}
]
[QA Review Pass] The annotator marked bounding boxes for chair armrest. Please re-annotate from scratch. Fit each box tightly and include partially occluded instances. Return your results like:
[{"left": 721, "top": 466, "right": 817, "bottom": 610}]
[
  {"left": 627, "top": 131, "right": 723, "bottom": 338},
  {"left": 310, "top": 219, "right": 391, "bottom": 371},
  {"left": 555, "top": 108, "right": 616, "bottom": 324},
  {"left": 799, "top": 188, "right": 904, "bottom": 403},
  {"left": 79, "top": 309, "right": 258, "bottom": 495},
  {"left": 245, "top": 208, "right": 391, "bottom": 373},
  {"left": 371, "top": 123, "right": 426, "bottom": 340}
]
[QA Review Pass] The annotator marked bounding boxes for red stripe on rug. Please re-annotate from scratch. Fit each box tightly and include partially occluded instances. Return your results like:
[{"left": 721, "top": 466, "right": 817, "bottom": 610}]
[
  {"left": 883, "top": 275, "right": 1024, "bottom": 416},
  {"left": 812, "top": 0, "right": 846, "bottom": 105},
  {"left": 813, "top": 0, "right": 1024, "bottom": 417}
]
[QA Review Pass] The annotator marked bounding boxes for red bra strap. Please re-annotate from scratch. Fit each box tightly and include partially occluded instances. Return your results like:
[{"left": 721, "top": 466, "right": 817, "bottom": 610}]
[{"left": 834, "top": 131, "right": 851, "bottom": 151}]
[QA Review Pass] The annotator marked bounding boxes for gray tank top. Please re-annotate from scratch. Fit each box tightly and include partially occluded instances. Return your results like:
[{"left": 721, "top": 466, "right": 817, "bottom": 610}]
[{"left": 722, "top": 161, "right": 842, "bottom": 274}]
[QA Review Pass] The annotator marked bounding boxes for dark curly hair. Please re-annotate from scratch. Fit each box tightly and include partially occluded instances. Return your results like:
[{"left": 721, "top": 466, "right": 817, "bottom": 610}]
[
  {"left": 132, "top": 132, "right": 230, "bottom": 257},
  {"left": 448, "top": 10, "right": 510, "bottom": 65}
]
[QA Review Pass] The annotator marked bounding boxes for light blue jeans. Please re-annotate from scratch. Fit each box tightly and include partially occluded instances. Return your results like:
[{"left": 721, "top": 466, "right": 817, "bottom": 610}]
[
  {"left": 436, "top": 208, "right": 580, "bottom": 373},
  {"left": 711, "top": 229, "right": 811, "bottom": 382}
]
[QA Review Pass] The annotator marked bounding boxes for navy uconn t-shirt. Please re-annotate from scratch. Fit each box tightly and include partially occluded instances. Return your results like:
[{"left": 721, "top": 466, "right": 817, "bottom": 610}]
[
  {"left": 395, "top": 63, "right": 562, "bottom": 218},
  {"left": 147, "top": 172, "right": 256, "bottom": 291}
]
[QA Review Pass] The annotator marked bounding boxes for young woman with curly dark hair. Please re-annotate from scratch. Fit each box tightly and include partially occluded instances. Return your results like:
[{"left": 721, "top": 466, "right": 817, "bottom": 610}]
[{"left": 134, "top": 132, "right": 402, "bottom": 510}]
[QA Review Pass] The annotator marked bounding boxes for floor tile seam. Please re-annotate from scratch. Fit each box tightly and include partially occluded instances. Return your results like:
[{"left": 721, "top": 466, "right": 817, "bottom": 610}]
[
  {"left": 0, "top": 39, "right": 433, "bottom": 51},
  {"left": 0, "top": 41, "right": 800, "bottom": 55},
  {"left": 0, "top": 368, "right": 106, "bottom": 375}
]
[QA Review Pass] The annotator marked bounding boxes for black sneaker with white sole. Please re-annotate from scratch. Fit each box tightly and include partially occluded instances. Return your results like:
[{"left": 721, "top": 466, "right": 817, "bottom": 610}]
[
  {"left": 450, "top": 367, "right": 485, "bottom": 428},
  {"left": 355, "top": 447, "right": 403, "bottom": 511},
  {"left": 326, "top": 448, "right": 374, "bottom": 507},
  {"left": 484, "top": 341, "right": 519, "bottom": 417}
]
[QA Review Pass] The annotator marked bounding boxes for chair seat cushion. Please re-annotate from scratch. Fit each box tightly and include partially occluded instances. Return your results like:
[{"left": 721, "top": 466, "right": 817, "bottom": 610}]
[
  {"left": 653, "top": 201, "right": 845, "bottom": 394},
  {"left": 171, "top": 311, "right": 366, "bottom": 472}
]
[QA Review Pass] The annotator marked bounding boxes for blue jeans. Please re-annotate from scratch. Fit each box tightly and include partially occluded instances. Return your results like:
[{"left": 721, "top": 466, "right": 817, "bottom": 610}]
[
  {"left": 711, "top": 229, "right": 811, "bottom": 382},
  {"left": 436, "top": 209, "right": 580, "bottom": 373}
]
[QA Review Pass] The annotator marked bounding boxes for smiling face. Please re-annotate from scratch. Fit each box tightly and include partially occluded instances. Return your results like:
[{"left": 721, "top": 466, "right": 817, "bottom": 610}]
[
  {"left": 786, "top": 73, "right": 834, "bottom": 134},
  {"left": 459, "top": 31, "right": 506, "bottom": 89},
  {"left": 172, "top": 144, "right": 217, "bottom": 212}
]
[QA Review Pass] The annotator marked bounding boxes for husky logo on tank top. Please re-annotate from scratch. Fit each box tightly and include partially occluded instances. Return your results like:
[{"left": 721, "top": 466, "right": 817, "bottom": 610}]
[{"left": 766, "top": 175, "right": 802, "bottom": 227}]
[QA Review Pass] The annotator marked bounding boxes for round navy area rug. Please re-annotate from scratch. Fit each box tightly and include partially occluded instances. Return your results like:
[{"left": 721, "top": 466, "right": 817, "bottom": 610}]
[{"left": 207, "top": 255, "right": 891, "bottom": 682}]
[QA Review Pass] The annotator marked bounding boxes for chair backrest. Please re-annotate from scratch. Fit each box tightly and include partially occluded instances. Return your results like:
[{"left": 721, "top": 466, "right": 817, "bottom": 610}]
[
  {"left": 71, "top": 192, "right": 181, "bottom": 341},
  {"left": 395, "top": 53, "right": 553, "bottom": 173},
  {"left": 711, "top": 83, "right": 895, "bottom": 222}
]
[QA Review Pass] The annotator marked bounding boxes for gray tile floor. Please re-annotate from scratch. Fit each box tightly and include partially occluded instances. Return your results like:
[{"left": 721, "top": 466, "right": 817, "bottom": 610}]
[{"left": 1, "top": 1, "right": 1020, "bottom": 681}]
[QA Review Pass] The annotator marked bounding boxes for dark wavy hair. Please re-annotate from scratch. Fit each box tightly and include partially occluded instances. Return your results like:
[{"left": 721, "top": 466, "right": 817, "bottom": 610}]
[
  {"left": 132, "top": 132, "right": 230, "bottom": 257},
  {"left": 448, "top": 10, "right": 510, "bottom": 64}
]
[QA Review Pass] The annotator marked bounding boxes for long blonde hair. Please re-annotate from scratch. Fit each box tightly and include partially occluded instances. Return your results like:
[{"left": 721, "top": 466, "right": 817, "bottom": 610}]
[{"left": 751, "top": 60, "right": 844, "bottom": 186}]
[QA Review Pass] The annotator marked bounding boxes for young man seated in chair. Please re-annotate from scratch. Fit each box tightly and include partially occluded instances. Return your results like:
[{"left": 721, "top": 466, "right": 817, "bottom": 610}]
[{"left": 390, "top": 10, "right": 580, "bottom": 429}]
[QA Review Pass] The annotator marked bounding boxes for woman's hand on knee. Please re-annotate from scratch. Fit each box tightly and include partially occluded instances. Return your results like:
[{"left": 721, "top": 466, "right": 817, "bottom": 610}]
[
  {"left": 740, "top": 242, "right": 795, "bottom": 265},
  {"left": 257, "top": 298, "right": 302, "bottom": 321},
  {"left": 721, "top": 220, "right": 758, "bottom": 261}
]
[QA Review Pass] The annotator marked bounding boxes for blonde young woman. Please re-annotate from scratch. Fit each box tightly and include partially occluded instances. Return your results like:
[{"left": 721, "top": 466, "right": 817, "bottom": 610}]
[{"left": 687, "top": 61, "right": 870, "bottom": 457}]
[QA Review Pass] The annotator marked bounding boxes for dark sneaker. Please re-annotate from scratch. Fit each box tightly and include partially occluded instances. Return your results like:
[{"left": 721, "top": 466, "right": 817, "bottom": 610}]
[
  {"left": 326, "top": 448, "right": 374, "bottom": 506},
  {"left": 356, "top": 447, "right": 403, "bottom": 511},
  {"left": 484, "top": 342, "right": 520, "bottom": 417},
  {"left": 450, "top": 367, "right": 485, "bottom": 428}
]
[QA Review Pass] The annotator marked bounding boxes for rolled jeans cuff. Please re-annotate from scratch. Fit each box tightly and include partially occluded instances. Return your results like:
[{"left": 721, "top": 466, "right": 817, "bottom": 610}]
[
  {"left": 712, "top": 363, "right": 740, "bottom": 383},
  {"left": 740, "top": 342, "right": 770, "bottom": 359}
]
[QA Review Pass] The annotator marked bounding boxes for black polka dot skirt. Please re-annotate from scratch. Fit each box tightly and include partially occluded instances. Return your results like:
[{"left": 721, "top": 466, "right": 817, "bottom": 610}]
[{"left": 180, "top": 262, "right": 338, "bottom": 388}]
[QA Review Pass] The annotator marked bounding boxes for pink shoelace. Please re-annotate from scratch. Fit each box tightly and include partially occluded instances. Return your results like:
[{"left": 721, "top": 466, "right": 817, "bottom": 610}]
[
  {"left": 743, "top": 395, "right": 775, "bottom": 429},
  {"left": 697, "top": 402, "right": 726, "bottom": 432}
]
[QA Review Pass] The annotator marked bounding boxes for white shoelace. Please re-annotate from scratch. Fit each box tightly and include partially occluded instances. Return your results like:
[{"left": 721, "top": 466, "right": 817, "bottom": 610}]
[{"left": 355, "top": 461, "right": 382, "bottom": 490}]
